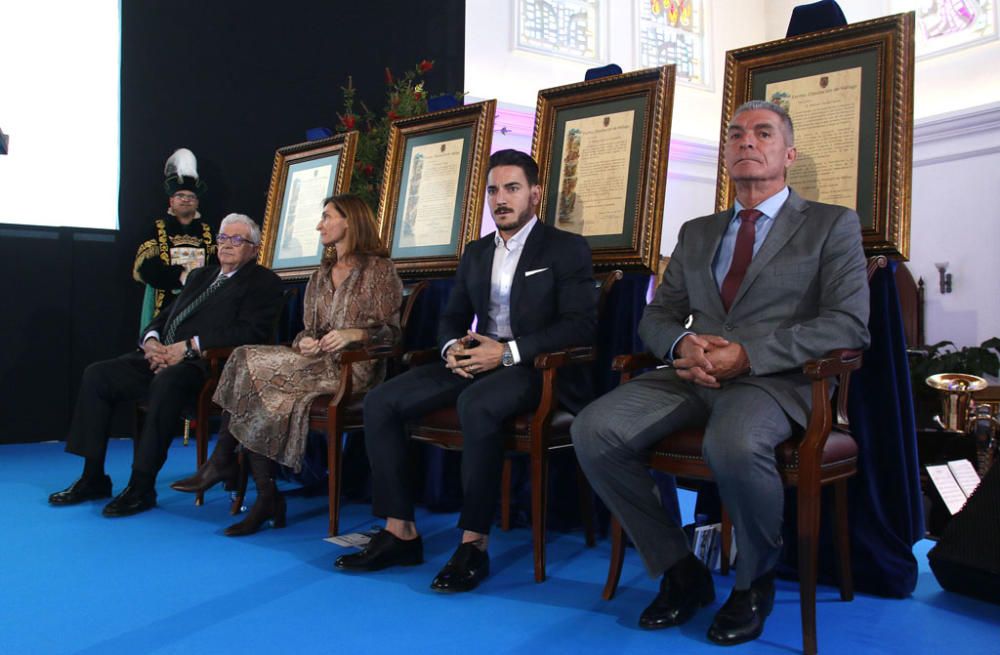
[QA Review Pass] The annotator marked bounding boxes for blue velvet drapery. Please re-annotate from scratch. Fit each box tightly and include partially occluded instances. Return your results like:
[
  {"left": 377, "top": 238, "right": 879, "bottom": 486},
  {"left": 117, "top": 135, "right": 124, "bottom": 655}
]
[{"left": 778, "top": 262, "right": 923, "bottom": 597}]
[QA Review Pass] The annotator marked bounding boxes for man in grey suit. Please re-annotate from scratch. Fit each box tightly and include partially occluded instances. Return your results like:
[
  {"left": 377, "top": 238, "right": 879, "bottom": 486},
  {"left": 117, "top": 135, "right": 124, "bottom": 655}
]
[{"left": 571, "top": 100, "right": 870, "bottom": 646}]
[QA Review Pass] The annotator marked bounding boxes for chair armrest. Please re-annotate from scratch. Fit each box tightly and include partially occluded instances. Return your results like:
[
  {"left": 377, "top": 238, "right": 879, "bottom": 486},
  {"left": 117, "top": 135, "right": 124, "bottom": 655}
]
[
  {"left": 534, "top": 346, "right": 594, "bottom": 369},
  {"left": 611, "top": 352, "right": 662, "bottom": 384},
  {"left": 799, "top": 349, "right": 864, "bottom": 466},
  {"left": 802, "top": 349, "right": 863, "bottom": 380},
  {"left": 201, "top": 347, "right": 236, "bottom": 380},
  {"left": 612, "top": 352, "right": 661, "bottom": 373},
  {"left": 339, "top": 343, "right": 401, "bottom": 364},
  {"left": 202, "top": 346, "right": 235, "bottom": 362}
]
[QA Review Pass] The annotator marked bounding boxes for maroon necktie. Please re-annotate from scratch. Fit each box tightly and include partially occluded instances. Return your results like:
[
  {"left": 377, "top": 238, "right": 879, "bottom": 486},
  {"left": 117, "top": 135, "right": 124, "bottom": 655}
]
[{"left": 720, "top": 208, "right": 762, "bottom": 312}]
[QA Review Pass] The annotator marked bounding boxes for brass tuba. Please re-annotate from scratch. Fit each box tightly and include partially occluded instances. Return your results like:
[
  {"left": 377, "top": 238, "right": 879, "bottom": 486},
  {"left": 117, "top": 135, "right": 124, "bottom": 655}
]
[{"left": 926, "top": 373, "right": 988, "bottom": 432}]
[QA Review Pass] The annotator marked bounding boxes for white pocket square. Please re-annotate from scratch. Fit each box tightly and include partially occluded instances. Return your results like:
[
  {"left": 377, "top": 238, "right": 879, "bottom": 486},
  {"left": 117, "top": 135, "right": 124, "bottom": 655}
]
[{"left": 525, "top": 267, "right": 549, "bottom": 277}]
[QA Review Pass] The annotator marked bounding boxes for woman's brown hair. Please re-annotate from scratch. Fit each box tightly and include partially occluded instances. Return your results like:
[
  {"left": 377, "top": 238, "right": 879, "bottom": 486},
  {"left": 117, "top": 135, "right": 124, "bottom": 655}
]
[{"left": 322, "top": 194, "right": 388, "bottom": 262}]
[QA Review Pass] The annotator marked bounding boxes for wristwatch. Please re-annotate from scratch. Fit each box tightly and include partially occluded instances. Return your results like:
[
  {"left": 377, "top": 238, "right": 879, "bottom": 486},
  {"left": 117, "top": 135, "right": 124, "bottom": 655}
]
[
  {"left": 183, "top": 338, "right": 199, "bottom": 360},
  {"left": 501, "top": 343, "right": 515, "bottom": 367}
]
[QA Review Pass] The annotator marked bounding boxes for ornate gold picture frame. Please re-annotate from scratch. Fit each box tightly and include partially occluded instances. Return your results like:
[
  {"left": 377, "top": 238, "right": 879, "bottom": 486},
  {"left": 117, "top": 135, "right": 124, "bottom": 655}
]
[
  {"left": 376, "top": 100, "right": 496, "bottom": 276},
  {"left": 532, "top": 65, "right": 675, "bottom": 274},
  {"left": 258, "top": 132, "right": 358, "bottom": 279},
  {"left": 718, "top": 13, "right": 914, "bottom": 260}
]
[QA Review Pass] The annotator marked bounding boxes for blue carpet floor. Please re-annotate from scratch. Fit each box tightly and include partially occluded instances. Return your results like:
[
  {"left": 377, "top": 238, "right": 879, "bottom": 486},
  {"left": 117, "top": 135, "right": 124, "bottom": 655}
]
[{"left": 2, "top": 438, "right": 998, "bottom": 654}]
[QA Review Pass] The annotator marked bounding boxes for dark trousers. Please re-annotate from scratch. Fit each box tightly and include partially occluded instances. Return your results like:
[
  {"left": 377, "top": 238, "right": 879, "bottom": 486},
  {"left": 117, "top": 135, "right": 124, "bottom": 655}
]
[
  {"left": 65, "top": 350, "right": 206, "bottom": 478},
  {"left": 571, "top": 369, "right": 794, "bottom": 588},
  {"left": 363, "top": 361, "right": 542, "bottom": 534}
]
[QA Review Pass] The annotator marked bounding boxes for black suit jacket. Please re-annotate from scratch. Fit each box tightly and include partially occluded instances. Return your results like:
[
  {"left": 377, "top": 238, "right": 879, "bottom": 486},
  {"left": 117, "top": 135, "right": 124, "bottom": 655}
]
[
  {"left": 438, "top": 220, "right": 597, "bottom": 410},
  {"left": 144, "top": 262, "right": 283, "bottom": 351}
]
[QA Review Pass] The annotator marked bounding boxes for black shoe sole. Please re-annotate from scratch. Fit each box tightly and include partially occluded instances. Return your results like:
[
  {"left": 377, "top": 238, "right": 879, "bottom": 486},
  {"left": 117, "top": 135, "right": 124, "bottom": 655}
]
[
  {"left": 49, "top": 492, "right": 112, "bottom": 506},
  {"left": 334, "top": 556, "right": 423, "bottom": 572}
]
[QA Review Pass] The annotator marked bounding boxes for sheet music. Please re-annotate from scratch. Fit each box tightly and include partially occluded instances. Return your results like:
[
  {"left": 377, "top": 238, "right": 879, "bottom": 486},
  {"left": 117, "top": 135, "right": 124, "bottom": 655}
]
[
  {"left": 947, "top": 459, "right": 982, "bottom": 498},
  {"left": 927, "top": 464, "right": 968, "bottom": 515}
]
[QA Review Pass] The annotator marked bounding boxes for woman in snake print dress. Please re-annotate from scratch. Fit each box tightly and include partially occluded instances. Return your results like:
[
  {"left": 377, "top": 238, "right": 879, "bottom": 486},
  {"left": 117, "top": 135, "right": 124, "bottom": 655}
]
[{"left": 172, "top": 194, "right": 402, "bottom": 536}]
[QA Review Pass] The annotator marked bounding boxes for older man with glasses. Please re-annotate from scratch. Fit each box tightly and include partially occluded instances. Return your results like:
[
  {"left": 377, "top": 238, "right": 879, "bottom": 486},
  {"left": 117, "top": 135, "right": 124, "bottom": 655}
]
[
  {"left": 49, "top": 213, "right": 283, "bottom": 518},
  {"left": 133, "top": 148, "right": 217, "bottom": 324}
]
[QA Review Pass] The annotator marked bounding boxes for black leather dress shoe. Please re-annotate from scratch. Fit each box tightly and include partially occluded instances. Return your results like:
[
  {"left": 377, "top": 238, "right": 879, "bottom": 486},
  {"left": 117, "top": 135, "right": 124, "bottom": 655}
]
[
  {"left": 639, "top": 553, "right": 715, "bottom": 630},
  {"left": 430, "top": 543, "right": 490, "bottom": 593},
  {"left": 334, "top": 530, "right": 423, "bottom": 571},
  {"left": 707, "top": 571, "right": 776, "bottom": 646},
  {"left": 102, "top": 485, "right": 157, "bottom": 518},
  {"left": 49, "top": 475, "right": 113, "bottom": 505},
  {"left": 170, "top": 459, "right": 237, "bottom": 494}
]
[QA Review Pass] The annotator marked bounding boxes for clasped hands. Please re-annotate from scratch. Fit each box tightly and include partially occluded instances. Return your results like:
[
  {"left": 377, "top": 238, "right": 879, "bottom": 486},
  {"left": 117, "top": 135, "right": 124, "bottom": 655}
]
[
  {"left": 673, "top": 333, "right": 750, "bottom": 388},
  {"left": 297, "top": 328, "right": 365, "bottom": 357},
  {"left": 142, "top": 338, "right": 187, "bottom": 373},
  {"left": 446, "top": 331, "right": 504, "bottom": 379}
]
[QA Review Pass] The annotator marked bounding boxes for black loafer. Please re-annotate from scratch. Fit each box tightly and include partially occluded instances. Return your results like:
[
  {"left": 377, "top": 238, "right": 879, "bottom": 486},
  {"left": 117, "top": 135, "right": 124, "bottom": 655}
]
[
  {"left": 49, "top": 475, "right": 113, "bottom": 506},
  {"left": 102, "top": 485, "right": 157, "bottom": 518},
  {"left": 707, "top": 571, "right": 775, "bottom": 646},
  {"left": 639, "top": 553, "right": 715, "bottom": 630},
  {"left": 334, "top": 530, "right": 423, "bottom": 571},
  {"left": 430, "top": 543, "right": 490, "bottom": 593}
]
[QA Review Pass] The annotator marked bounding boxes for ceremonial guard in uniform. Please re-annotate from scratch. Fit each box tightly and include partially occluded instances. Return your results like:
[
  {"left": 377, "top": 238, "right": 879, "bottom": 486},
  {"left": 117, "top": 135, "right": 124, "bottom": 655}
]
[{"left": 133, "top": 147, "right": 215, "bottom": 325}]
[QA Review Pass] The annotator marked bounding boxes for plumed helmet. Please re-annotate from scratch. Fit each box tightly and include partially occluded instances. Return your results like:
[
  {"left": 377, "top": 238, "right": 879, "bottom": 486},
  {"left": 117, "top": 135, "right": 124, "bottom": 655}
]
[{"left": 163, "top": 147, "right": 208, "bottom": 197}]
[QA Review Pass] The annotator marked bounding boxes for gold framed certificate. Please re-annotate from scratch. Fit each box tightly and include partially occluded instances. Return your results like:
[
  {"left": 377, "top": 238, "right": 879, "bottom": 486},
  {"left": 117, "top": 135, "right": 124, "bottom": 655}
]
[
  {"left": 718, "top": 13, "right": 915, "bottom": 260},
  {"left": 532, "top": 65, "right": 675, "bottom": 275},
  {"left": 258, "top": 132, "right": 358, "bottom": 280},
  {"left": 377, "top": 100, "right": 495, "bottom": 277}
]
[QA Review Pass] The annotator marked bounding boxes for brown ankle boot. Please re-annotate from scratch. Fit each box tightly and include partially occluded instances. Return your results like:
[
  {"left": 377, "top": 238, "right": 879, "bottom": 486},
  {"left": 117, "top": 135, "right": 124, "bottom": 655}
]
[
  {"left": 224, "top": 451, "right": 286, "bottom": 537},
  {"left": 171, "top": 418, "right": 238, "bottom": 493}
]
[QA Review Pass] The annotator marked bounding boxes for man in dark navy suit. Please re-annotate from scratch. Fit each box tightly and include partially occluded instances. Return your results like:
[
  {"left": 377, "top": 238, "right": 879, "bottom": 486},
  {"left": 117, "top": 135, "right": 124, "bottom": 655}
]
[
  {"left": 337, "top": 150, "right": 597, "bottom": 591},
  {"left": 49, "top": 214, "right": 283, "bottom": 518}
]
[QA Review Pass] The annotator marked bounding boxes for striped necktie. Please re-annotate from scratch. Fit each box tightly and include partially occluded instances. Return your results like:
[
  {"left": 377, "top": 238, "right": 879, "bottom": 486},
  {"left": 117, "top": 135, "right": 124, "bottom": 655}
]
[{"left": 164, "top": 275, "right": 228, "bottom": 344}]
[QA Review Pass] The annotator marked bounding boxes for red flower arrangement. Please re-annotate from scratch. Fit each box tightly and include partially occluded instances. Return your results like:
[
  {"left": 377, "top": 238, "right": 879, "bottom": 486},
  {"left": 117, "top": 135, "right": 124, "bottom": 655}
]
[{"left": 335, "top": 59, "right": 460, "bottom": 208}]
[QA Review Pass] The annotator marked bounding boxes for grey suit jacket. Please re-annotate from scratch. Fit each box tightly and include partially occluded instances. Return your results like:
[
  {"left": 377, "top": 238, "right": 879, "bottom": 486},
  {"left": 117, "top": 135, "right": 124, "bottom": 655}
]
[{"left": 639, "top": 189, "right": 871, "bottom": 427}]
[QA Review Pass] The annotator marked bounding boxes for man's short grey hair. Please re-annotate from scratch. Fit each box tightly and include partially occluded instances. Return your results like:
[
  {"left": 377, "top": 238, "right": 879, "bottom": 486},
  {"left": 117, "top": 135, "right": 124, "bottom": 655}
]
[
  {"left": 220, "top": 213, "right": 262, "bottom": 245},
  {"left": 731, "top": 100, "right": 795, "bottom": 145}
]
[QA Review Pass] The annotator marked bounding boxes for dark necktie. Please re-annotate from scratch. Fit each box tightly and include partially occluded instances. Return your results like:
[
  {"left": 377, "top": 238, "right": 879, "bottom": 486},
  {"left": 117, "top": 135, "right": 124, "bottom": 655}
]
[
  {"left": 719, "top": 208, "right": 762, "bottom": 312},
  {"left": 164, "top": 275, "right": 227, "bottom": 344}
]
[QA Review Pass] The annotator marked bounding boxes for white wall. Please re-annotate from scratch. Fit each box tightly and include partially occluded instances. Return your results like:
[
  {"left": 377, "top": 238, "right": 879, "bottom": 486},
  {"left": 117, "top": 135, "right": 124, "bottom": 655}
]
[
  {"left": 465, "top": 1, "right": 767, "bottom": 139},
  {"left": 466, "top": 1, "right": 1000, "bottom": 347},
  {"left": 910, "top": 103, "right": 1000, "bottom": 347},
  {"left": 765, "top": 0, "right": 1000, "bottom": 120}
]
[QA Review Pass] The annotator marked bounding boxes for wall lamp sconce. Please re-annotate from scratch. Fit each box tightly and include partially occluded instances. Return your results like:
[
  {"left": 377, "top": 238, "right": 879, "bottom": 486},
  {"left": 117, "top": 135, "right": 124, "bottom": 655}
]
[{"left": 935, "top": 262, "right": 952, "bottom": 294}]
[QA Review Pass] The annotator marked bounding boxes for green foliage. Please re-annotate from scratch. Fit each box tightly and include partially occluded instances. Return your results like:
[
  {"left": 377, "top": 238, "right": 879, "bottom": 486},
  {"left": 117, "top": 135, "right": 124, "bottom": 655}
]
[
  {"left": 909, "top": 338, "right": 1000, "bottom": 384},
  {"left": 335, "top": 59, "right": 461, "bottom": 210}
]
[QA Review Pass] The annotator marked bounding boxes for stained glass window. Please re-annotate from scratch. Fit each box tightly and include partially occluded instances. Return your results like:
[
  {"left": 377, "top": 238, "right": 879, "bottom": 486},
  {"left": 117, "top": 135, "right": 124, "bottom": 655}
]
[
  {"left": 890, "top": 0, "right": 998, "bottom": 58},
  {"left": 637, "top": 0, "right": 710, "bottom": 88},
  {"left": 515, "top": 0, "right": 602, "bottom": 62}
]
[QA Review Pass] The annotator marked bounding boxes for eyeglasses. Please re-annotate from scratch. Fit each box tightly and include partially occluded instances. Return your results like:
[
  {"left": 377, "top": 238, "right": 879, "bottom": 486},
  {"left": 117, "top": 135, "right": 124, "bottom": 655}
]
[
  {"left": 172, "top": 193, "right": 198, "bottom": 202},
  {"left": 217, "top": 234, "right": 256, "bottom": 246}
]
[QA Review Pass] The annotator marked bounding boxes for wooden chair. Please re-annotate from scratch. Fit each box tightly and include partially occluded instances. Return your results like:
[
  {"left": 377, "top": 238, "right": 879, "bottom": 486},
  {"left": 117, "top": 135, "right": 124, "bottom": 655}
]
[
  {"left": 894, "top": 262, "right": 924, "bottom": 349},
  {"left": 400, "top": 270, "right": 623, "bottom": 583},
  {"left": 260, "top": 280, "right": 429, "bottom": 536},
  {"left": 602, "top": 256, "right": 886, "bottom": 655},
  {"left": 179, "top": 286, "right": 299, "bottom": 507}
]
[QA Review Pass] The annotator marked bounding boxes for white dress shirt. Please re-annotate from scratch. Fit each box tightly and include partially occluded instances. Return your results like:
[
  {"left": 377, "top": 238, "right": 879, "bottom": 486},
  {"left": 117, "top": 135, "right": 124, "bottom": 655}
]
[{"left": 442, "top": 217, "right": 538, "bottom": 364}]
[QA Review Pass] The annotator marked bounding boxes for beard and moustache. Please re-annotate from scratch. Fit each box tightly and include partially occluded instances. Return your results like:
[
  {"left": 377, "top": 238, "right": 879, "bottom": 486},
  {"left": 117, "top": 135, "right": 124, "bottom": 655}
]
[{"left": 492, "top": 205, "right": 533, "bottom": 232}]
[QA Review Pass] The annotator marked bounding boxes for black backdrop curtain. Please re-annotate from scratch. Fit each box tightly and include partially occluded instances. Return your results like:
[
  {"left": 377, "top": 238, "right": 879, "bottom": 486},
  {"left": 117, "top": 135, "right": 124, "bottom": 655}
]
[{"left": 0, "top": 0, "right": 463, "bottom": 443}]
